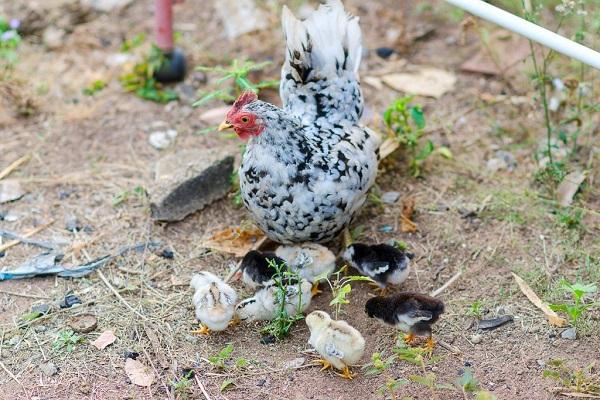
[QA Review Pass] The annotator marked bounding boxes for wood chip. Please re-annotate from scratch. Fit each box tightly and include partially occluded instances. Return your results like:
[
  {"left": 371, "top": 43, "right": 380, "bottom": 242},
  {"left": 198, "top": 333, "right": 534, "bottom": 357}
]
[
  {"left": 400, "top": 197, "right": 417, "bottom": 233},
  {"left": 556, "top": 170, "right": 586, "bottom": 207},
  {"left": 512, "top": 272, "right": 567, "bottom": 327},
  {"left": 91, "top": 330, "right": 116, "bottom": 350},
  {"left": 125, "top": 358, "right": 154, "bottom": 387},
  {"left": 381, "top": 67, "right": 456, "bottom": 98}
]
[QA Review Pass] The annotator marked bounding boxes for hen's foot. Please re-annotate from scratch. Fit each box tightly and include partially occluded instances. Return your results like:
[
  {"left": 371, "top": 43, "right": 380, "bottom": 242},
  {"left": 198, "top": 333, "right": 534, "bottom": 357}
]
[
  {"left": 191, "top": 324, "right": 210, "bottom": 335},
  {"left": 424, "top": 336, "right": 436, "bottom": 351},
  {"left": 404, "top": 333, "right": 417, "bottom": 346}
]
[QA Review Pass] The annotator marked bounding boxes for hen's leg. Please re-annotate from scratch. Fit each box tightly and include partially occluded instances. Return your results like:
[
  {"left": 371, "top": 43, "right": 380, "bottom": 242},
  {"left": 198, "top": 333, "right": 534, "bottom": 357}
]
[
  {"left": 403, "top": 333, "right": 417, "bottom": 346},
  {"left": 424, "top": 335, "right": 436, "bottom": 351}
]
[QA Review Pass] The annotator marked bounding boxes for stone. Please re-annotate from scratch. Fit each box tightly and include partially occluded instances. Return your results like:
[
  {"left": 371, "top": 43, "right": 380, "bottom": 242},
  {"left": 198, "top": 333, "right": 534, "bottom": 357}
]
[
  {"left": 150, "top": 149, "right": 235, "bottom": 222},
  {"left": 0, "top": 180, "right": 24, "bottom": 203},
  {"left": 84, "top": 0, "right": 134, "bottom": 12},
  {"left": 215, "top": 0, "right": 269, "bottom": 40},
  {"left": 40, "top": 362, "right": 58, "bottom": 377},
  {"left": 68, "top": 313, "right": 98, "bottom": 333},
  {"left": 148, "top": 129, "right": 177, "bottom": 150},
  {"left": 43, "top": 26, "right": 66, "bottom": 50},
  {"left": 283, "top": 357, "right": 306, "bottom": 369},
  {"left": 561, "top": 327, "right": 576, "bottom": 340},
  {"left": 381, "top": 191, "right": 400, "bottom": 204},
  {"left": 470, "top": 333, "right": 482, "bottom": 344},
  {"left": 375, "top": 47, "right": 395, "bottom": 59}
]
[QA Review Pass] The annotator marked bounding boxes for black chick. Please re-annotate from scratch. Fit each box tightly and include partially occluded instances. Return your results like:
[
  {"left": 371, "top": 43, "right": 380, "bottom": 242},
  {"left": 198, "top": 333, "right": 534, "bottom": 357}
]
[
  {"left": 239, "top": 250, "right": 287, "bottom": 288},
  {"left": 365, "top": 292, "right": 444, "bottom": 349},
  {"left": 342, "top": 243, "right": 413, "bottom": 290}
]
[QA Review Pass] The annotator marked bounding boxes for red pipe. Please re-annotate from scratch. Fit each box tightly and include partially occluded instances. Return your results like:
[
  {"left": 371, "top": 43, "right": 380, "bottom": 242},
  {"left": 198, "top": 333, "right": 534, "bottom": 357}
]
[{"left": 155, "top": 0, "right": 174, "bottom": 52}]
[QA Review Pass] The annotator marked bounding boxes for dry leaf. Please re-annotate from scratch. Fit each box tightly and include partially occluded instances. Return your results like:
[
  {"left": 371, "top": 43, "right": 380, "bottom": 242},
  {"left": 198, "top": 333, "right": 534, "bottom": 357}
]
[
  {"left": 400, "top": 197, "right": 417, "bottom": 233},
  {"left": 199, "top": 106, "right": 230, "bottom": 125},
  {"left": 125, "top": 358, "right": 155, "bottom": 387},
  {"left": 460, "top": 30, "right": 531, "bottom": 76},
  {"left": 512, "top": 273, "right": 567, "bottom": 327},
  {"left": 363, "top": 76, "right": 383, "bottom": 90},
  {"left": 556, "top": 170, "right": 586, "bottom": 207},
  {"left": 200, "top": 227, "right": 265, "bottom": 257},
  {"left": 91, "top": 330, "right": 116, "bottom": 350},
  {"left": 382, "top": 67, "right": 456, "bottom": 98}
]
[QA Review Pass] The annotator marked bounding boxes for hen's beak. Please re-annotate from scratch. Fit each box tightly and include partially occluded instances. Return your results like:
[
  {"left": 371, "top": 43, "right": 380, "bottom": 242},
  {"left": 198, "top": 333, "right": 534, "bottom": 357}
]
[{"left": 218, "top": 121, "right": 233, "bottom": 131}]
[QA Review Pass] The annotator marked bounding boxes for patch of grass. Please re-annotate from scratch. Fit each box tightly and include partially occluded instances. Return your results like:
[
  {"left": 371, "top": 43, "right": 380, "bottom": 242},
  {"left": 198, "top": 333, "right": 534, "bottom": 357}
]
[
  {"left": 193, "top": 59, "right": 279, "bottom": 106},
  {"left": 170, "top": 370, "right": 194, "bottom": 399},
  {"left": 549, "top": 280, "right": 599, "bottom": 328},
  {"left": 555, "top": 208, "right": 583, "bottom": 230},
  {"left": 83, "top": 80, "right": 107, "bottom": 96},
  {"left": 543, "top": 359, "right": 600, "bottom": 397},
  {"left": 315, "top": 266, "right": 374, "bottom": 319},
  {"left": 52, "top": 330, "right": 83, "bottom": 353},
  {"left": 112, "top": 185, "right": 148, "bottom": 207},
  {"left": 120, "top": 45, "right": 178, "bottom": 103},
  {"left": 466, "top": 299, "right": 485, "bottom": 318},
  {"left": 383, "top": 96, "right": 452, "bottom": 177},
  {"left": 260, "top": 259, "right": 305, "bottom": 340},
  {"left": 121, "top": 33, "right": 145, "bottom": 53}
]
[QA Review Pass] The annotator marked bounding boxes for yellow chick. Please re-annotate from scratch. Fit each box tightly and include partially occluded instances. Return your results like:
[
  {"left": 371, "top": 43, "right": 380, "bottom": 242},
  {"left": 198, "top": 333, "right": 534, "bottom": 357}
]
[
  {"left": 190, "top": 271, "right": 238, "bottom": 335},
  {"left": 305, "top": 310, "right": 365, "bottom": 379},
  {"left": 275, "top": 243, "right": 336, "bottom": 294}
]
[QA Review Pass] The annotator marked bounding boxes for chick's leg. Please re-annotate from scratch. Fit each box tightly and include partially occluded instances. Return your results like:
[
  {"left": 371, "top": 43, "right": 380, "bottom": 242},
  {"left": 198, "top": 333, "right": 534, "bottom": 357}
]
[
  {"left": 424, "top": 335, "right": 436, "bottom": 351},
  {"left": 191, "top": 323, "right": 210, "bottom": 335},
  {"left": 334, "top": 366, "right": 355, "bottom": 380},
  {"left": 313, "top": 359, "right": 332, "bottom": 372},
  {"left": 228, "top": 315, "right": 240, "bottom": 327},
  {"left": 403, "top": 333, "right": 417, "bottom": 345},
  {"left": 311, "top": 282, "right": 322, "bottom": 296}
]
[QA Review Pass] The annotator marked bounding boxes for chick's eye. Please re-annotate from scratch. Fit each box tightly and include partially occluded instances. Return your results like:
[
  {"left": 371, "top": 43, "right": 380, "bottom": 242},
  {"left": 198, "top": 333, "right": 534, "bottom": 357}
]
[{"left": 241, "top": 116, "right": 249, "bottom": 123}]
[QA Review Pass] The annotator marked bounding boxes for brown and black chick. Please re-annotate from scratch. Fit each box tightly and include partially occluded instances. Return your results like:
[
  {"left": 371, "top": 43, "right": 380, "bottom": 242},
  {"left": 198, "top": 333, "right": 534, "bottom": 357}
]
[
  {"left": 238, "top": 250, "right": 287, "bottom": 289},
  {"left": 365, "top": 292, "right": 444, "bottom": 349}
]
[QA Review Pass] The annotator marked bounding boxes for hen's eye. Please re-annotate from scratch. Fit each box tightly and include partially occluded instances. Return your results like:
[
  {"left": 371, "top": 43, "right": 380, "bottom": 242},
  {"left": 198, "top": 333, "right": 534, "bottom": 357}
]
[{"left": 241, "top": 116, "right": 249, "bottom": 123}]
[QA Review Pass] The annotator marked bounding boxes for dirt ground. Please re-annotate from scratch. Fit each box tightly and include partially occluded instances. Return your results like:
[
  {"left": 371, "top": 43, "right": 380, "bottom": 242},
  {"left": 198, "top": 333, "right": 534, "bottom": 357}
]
[{"left": 1, "top": 0, "right": 599, "bottom": 399}]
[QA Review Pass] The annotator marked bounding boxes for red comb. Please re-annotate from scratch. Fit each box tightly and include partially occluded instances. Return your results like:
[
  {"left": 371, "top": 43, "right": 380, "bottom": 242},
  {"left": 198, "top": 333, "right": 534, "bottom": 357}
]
[{"left": 231, "top": 91, "right": 258, "bottom": 113}]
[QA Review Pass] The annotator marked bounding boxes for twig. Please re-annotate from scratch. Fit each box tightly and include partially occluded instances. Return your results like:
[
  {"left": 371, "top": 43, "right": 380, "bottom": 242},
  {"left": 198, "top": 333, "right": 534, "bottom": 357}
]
[
  {"left": 438, "top": 339, "right": 461, "bottom": 355},
  {"left": 224, "top": 236, "right": 268, "bottom": 283},
  {"left": 0, "top": 290, "right": 50, "bottom": 300},
  {"left": 0, "top": 360, "right": 22, "bottom": 387},
  {"left": 97, "top": 270, "right": 148, "bottom": 320},
  {"left": 0, "top": 154, "right": 30, "bottom": 180},
  {"left": 0, "top": 220, "right": 55, "bottom": 253},
  {"left": 430, "top": 270, "right": 462, "bottom": 297},
  {"left": 0, "top": 229, "right": 56, "bottom": 250},
  {"left": 195, "top": 375, "right": 213, "bottom": 400}
]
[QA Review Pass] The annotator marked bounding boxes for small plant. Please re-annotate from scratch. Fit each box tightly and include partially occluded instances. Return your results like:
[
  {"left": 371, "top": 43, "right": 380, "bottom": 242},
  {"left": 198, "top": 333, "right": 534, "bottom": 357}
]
[
  {"left": 112, "top": 185, "right": 148, "bottom": 207},
  {"left": 193, "top": 59, "right": 279, "bottom": 106},
  {"left": 170, "top": 370, "right": 194, "bottom": 399},
  {"left": 315, "top": 266, "right": 373, "bottom": 319},
  {"left": 83, "top": 80, "right": 107, "bottom": 96},
  {"left": 120, "top": 45, "right": 178, "bottom": 103},
  {"left": 549, "top": 280, "right": 598, "bottom": 326},
  {"left": 364, "top": 352, "right": 396, "bottom": 376},
  {"left": 383, "top": 96, "right": 451, "bottom": 177},
  {"left": 260, "top": 259, "right": 305, "bottom": 340},
  {"left": 121, "top": 33, "right": 146, "bottom": 53},
  {"left": 466, "top": 299, "right": 485, "bottom": 318},
  {"left": 52, "top": 330, "right": 83, "bottom": 353},
  {"left": 376, "top": 378, "right": 409, "bottom": 400},
  {"left": 454, "top": 368, "right": 496, "bottom": 399},
  {"left": 543, "top": 359, "right": 600, "bottom": 397},
  {"left": 555, "top": 208, "right": 583, "bottom": 230},
  {"left": 207, "top": 343, "right": 235, "bottom": 369},
  {"left": 0, "top": 17, "right": 21, "bottom": 70}
]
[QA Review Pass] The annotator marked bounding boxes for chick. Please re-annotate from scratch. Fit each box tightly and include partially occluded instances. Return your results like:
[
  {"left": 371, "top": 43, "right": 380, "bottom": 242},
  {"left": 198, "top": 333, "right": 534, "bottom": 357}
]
[
  {"left": 239, "top": 250, "right": 287, "bottom": 288},
  {"left": 190, "top": 271, "right": 238, "bottom": 335},
  {"left": 365, "top": 292, "right": 444, "bottom": 349},
  {"left": 235, "top": 277, "right": 312, "bottom": 322},
  {"left": 275, "top": 243, "right": 336, "bottom": 294},
  {"left": 305, "top": 310, "right": 365, "bottom": 379},
  {"left": 342, "top": 243, "right": 413, "bottom": 292}
]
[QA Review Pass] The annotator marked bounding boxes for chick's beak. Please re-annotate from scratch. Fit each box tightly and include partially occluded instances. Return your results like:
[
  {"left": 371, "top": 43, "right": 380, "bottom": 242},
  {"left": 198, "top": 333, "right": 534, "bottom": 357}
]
[{"left": 218, "top": 121, "right": 233, "bottom": 131}]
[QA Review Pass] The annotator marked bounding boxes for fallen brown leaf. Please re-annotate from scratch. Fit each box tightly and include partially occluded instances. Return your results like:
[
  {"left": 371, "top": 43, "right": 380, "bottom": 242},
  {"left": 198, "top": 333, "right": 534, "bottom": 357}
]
[
  {"left": 201, "top": 226, "right": 265, "bottom": 257},
  {"left": 125, "top": 358, "right": 154, "bottom": 387},
  {"left": 556, "top": 170, "right": 586, "bottom": 207},
  {"left": 400, "top": 197, "right": 417, "bottom": 233},
  {"left": 512, "top": 273, "right": 567, "bottom": 327},
  {"left": 91, "top": 330, "right": 116, "bottom": 350},
  {"left": 381, "top": 67, "right": 456, "bottom": 98}
]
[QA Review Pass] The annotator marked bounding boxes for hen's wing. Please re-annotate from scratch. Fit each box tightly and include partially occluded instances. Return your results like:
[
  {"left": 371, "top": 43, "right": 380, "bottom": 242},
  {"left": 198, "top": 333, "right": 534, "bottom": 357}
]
[{"left": 281, "top": 0, "right": 363, "bottom": 126}]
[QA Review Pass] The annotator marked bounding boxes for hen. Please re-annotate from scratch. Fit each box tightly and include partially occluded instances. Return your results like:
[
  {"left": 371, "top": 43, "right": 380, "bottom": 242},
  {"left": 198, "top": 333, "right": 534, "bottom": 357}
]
[{"left": 219, "top": 0, "right": 380, "bottom": 244}]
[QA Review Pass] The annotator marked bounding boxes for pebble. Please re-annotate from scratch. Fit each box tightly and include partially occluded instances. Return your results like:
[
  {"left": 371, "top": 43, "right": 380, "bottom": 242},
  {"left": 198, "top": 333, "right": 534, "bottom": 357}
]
[
  {"left": 8, "top": 336, "right": 20, "bottom": 346},
  {"left": 59, "top": 294, "right": 82, "bottom": 309},
  {"left": 0, "top": 180, "right": 25, "bottom": 203},
  {"left": 31, "top": 303, "right": 51, "bottom": 315},
  {"left": 486, "top": 150, "right": 517, "bottom": 172},
  {"left": 40, "top": 362, "right": 58, "bottom": 377},
  {"left": 470, "top": 333, "right": 482, "bottom": 344},
  {"left": 149, "top": 129, "right": 178, "bottom": 150},
  {"left": 561, "top": 327, "right": 577, "bottom": 340},
  {"left": 381, "top": 191, "right": 400, "bottom": 204},
  {"left": 283, "top": 357, "right": 306, "bottom": 369},
  {"left": 377, "top": 225, "right": 394, "bottom": 233},
  {"left": 159, "top": 249, "right": 174, "bottom": 259},
  {"left": 375, "top": 47, "right": 394, "bottom": 59},
  {"left": 65, "top": 216, "right": 82, "bottom": 232},
  {"left": 42, "top": 26, "right": 66, "bottom": 50}
]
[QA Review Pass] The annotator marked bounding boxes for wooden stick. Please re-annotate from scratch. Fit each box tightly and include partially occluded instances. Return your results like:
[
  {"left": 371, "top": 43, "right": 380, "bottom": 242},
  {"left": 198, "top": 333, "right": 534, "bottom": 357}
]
[
  {"left": 195, "top": 375, "right": 213, "bottom": 400},
  {"left": 0, "top": 154, "right": 30, "bottom": 180},
  {"left": 97, "top": 270, "right": 148, "bottom": 321},
  {"left": 430, "top": 270, "right": 462, "bottom": 297},
  {"left": 438, "top": 339, "right": 461, "bottom": 355},
  {"left": 0, "top": 290, "right": 50, "bottom": 300},
  {"left": 0, "top": 360, "right": 22, "bottom": 387},
  {"left": 224, "top": 236, "right": 268, "bottom": 283},
  {"left": 0, "top": 220, "right": 55, "bottom": 253}
]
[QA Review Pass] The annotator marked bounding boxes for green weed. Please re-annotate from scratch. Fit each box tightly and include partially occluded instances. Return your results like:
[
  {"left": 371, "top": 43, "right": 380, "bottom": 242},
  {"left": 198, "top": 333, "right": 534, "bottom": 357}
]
[
  {"left": 52, "top": 330, "right": 83, "bottom": 353},
  {"left": 315, "top": 267, "right": 373, "bottom": 319},
  {"left": 170, "top": 371, "right": 194, "bottom": 399},
  {"left": 83, "top": 80, "right": 107, "bottom": 96},
  {"left": 543, "top": 359, "right": 600, "bottom": 397},
  {"left": 112, "top": 185, "right": 148, "bottom": 207},
  {"left": 549, "top": 280, "right": 599, "bottom": 326},
  {"left": 0, "top": 17, "right": 21, "bottom": 70}
]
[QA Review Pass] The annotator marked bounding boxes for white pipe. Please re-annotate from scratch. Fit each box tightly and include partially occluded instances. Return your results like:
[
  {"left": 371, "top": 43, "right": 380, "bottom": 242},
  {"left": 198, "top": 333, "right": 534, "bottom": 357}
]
[{"left": 445, "top": 0, "right": 600, "bottom": 70}]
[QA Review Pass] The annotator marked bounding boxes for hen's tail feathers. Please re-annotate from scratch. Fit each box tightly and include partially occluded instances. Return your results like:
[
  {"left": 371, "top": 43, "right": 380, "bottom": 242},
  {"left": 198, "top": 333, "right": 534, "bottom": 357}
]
[
  {"left": 282, "top": 0, "right": 361, "bottom": 84},
  {"left": 281, "top": 1, "right": 363, "bottom": 124}
]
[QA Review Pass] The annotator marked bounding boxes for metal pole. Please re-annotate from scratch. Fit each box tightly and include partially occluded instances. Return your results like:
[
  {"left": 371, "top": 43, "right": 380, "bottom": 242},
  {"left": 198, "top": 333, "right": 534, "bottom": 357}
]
[
  {"left": 445, "top": 0, "right": 600, "bottom": 70},
  {"left": 155, "top": 0, "right": 174, "bottom": 52}
]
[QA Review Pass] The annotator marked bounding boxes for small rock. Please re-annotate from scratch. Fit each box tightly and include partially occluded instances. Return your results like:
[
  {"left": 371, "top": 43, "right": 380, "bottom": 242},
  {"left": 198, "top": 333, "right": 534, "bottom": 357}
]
[
  {"left": 283, "top": 357, "right": 306, "bottom": 369},
  {"left": 470, "top": 333, "right": 482, "bottom": 344},
  {"left": 42, "top": 26, "right": 66, "bottom": 50},
  {"left": 34, "top": 325, "right": 47, "bottom": 333},
  {"left": 150, "top": 149, "right": 235, "bottom": 221},
  {"left": 561, "top": 327, "right": 577, "bottom": 340},
  {"left": 199, "top": 107, "right": 230, "bottom": 126},
  {"left": 105, "top": 53, "right": 134, "bottom": 67},
  {"left": 86, "top": 0, "right": 134, "bottom": 12},
  {"left": 65, "top": 216, "right": 82, "bottom": 232},
  {"left": 381, "top": 191, "right": 400, "bottom": 204},
  {"left": 68, "top": 314, "right": 97, "bottom": 333},
  {"left": 495, "top": 150, "right": 517, "bottom": 171},
  {"left": 59, "top": 294, "right": 82, "bottom": 309},
  {"left": 537, "top": 359, "right": 546, "bottom": 368},
  {"left": 0, "top": 180, "right": 25, "bottom": 203},
  {"left": 159, "top": 249, "right": 174, "bottom": 259},
  {"left": 31, "top": 303, "right": 51, "bottom": 315},
  {"left": 260, "top": 335, "right": 276, "bottom": 345},
  {"left": 486, "top": 157, "right": 507, "bottom": 172},
  {"left": 375, "top": 47, "right": 395, "bottom": 59},
  {"left": 215, "top": 0, "right": 269, "bottom": 40},
  {"left": 8, "top": 336, "right": 20, "bottom": 346},
  {"left": 40, "top": 362, "right": 58, "bottom": 377},
  {"left": 149, "top": 129, "right": 178, "bottom": 150},
  {"left": 124, "top": 351, "right": 140, "bottom": 360},
  {"left": 184, "top": 334, "right": 198, "bottom": 345},
  {"left": 377, "top": 225, "right": 394, "bottom": 233},
  {"left": 256, "top": 377, "right": 268, "bottom": 387}
]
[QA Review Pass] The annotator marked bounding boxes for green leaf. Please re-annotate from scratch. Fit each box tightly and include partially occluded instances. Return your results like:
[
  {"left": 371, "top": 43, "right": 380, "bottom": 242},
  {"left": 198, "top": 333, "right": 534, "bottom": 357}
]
[
  {"left": 220, "top": 379, "right": 235, "bottom": 392},
  {"left": 416, "top": 140, "right": 435, "bottom": 161},
  {"left": 475, "top": 391, "right": 497, "bottom": 400},
  {"left": 330, "top": 284, "right": 352, "bottom": 306},
  {"left": 436, "top": 146, "right": 453, "bottom": 159},
  {"left": 218, "top": 343, "right": 234, "bottom": 359},
  {"left": 235, "top": 358, "right": 248, "bottom": 368},
  {"left": 409, "top": 373, "right": 435, "bottom": 387},
  {"left": 21, "top": 311, "right": 43, "bottom": 321},
  {"left": 456, "top": 367, "right": 479, "bottom": 392},
  {"left": 410, "top": 106, "right": 425, "bottom": 130}
]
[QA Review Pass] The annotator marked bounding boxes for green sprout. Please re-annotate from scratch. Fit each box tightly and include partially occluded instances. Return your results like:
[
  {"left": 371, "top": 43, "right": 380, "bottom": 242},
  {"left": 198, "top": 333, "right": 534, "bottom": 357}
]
[
  {"left": 549, "top": 280, "right": 598, "bottom": 326},
  {"left": 315, "top": 267, "right": 374, "bottom": 319}
]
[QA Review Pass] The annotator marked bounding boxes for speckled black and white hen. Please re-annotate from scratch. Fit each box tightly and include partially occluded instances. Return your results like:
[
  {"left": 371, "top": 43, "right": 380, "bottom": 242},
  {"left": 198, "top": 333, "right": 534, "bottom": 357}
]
[{"left": 218, "top": 0, "right": 380, "bottom": 244}]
